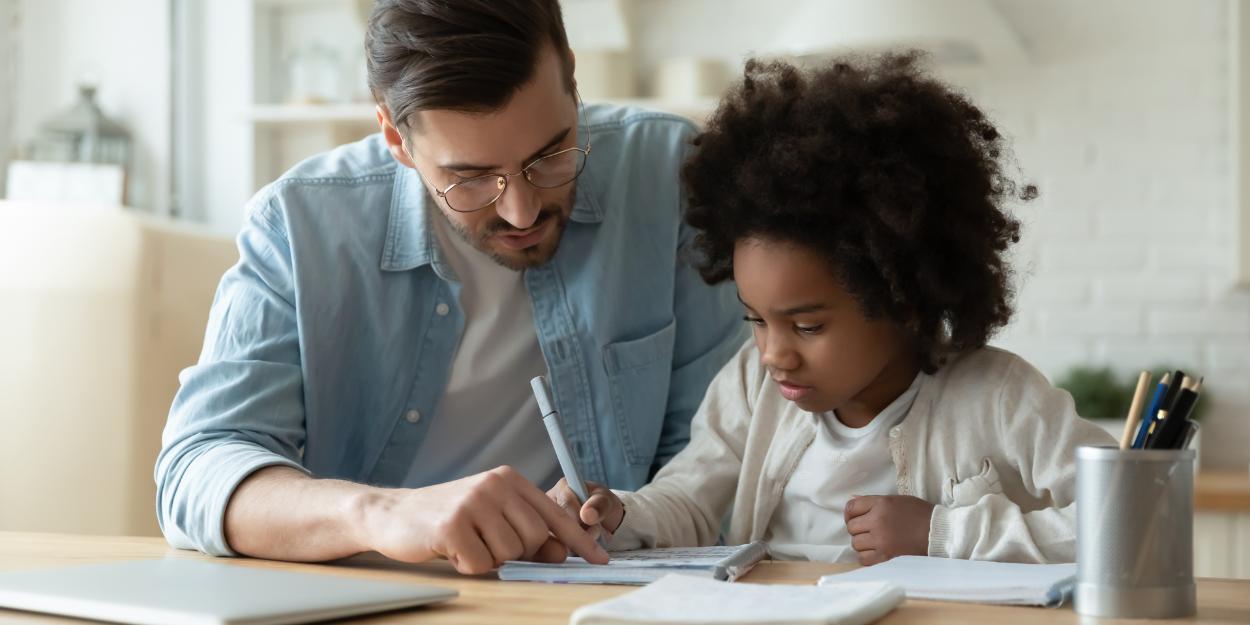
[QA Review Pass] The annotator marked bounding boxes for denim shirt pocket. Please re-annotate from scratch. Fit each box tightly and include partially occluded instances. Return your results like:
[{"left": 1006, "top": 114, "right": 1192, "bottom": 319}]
[{"left": 603, "top": 317, "right": 678, "bottom": 466}]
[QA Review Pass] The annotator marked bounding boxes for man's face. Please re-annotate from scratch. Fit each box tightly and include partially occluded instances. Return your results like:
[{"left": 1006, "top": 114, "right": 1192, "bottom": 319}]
[{"left": 381, "top": 46, "right": 579, "bottom": 271}]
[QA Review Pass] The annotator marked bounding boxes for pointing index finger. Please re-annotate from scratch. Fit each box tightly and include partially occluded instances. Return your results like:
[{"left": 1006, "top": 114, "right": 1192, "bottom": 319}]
[{"left": 513, "top": 473, "right": 610, "bottom": 564}]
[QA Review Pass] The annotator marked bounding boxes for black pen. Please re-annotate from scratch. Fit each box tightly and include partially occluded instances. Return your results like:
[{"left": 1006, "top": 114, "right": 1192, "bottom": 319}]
[
  {"left": 1145, "top": 370, "right": 1186, "bottom": 448},
  {"left": 1150, "top": 386, "right": 1197, "bottom": 449}
]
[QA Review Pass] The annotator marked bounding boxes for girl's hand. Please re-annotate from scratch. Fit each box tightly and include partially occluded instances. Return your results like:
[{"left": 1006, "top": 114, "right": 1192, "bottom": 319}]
[
  {"left": 844, "top": 494, "right": 935, "bottom": 566},
  {"left": 546, "top": 478, "right": 626, "bottom": 544}
]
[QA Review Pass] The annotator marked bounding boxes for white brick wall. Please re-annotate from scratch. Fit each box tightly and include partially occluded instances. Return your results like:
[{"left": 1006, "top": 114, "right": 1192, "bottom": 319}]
[
  {"left": 971, "top": 0, "right": 1250, "bottom": 469},
  {"left": 633, "top": 0, "right": 1250, "bottom": 469}
]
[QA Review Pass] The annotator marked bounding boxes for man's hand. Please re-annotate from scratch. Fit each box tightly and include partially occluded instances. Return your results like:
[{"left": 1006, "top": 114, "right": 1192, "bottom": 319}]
[
  {"left": 362, "top": 466, "right": 610, "bottom": 574},
  {"left": 547, "top": 478, "right": 625, "bottom": 544},
  {"left": 223, "top": 465, "right": 608, "bottom": 574},
  {"left": 844, "top": 494, "right": 935, "bottom": 566}
]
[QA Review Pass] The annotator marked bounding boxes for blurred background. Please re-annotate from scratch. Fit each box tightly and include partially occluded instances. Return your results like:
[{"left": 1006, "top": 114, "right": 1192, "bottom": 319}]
[{"left": 1, "top": 0, "right": 1248, "bottom": 576}]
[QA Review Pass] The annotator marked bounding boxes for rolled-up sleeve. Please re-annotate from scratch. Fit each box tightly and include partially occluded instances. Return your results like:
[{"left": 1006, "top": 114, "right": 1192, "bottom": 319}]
[{"left": 154, "top": 196, "right": 311, "bottom": 556}]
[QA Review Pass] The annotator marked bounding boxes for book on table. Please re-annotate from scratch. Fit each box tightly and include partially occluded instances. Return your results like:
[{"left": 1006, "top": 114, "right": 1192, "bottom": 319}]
[{"left": 499, "top": 541, "right": 770, "bottom": 585}]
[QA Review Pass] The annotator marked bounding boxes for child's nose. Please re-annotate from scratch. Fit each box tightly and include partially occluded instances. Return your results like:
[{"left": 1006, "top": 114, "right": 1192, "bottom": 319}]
[{"left": 760, "top": 334, "right": 801, "bottom": 371}]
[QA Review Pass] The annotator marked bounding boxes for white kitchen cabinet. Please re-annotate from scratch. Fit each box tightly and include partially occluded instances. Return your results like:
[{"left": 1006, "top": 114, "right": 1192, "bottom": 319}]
[{"left": 1193, "top": 470, "right": 1250, "bottom": 579}]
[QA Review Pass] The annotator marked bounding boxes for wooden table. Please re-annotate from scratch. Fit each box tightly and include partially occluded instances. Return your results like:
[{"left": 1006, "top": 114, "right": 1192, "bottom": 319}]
[{"left": 1, "top": 532, "right": 1248, "bottom": 624}]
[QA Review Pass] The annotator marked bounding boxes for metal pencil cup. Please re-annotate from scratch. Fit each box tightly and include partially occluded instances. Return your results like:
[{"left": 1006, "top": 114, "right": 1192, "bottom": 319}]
[{"left": 1075, "top": 446, "right": 1195, "bottom": 619}]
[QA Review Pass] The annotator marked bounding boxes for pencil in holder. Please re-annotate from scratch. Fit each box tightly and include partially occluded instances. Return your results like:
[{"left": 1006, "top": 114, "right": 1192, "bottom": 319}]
[{"left": 1075, "top": 446, "right": 1195, "bottom": 619}]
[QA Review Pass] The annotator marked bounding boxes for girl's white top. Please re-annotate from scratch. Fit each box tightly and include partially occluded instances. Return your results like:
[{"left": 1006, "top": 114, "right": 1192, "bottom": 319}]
[
  {"left": 765, "top": 372, "right": 922, "bottom": 562},
  {"left": 608, "top": 339, "right": 1116, "bottom": 563}
]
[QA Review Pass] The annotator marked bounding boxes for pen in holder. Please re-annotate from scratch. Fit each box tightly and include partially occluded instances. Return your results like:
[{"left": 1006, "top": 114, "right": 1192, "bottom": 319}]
[{"left": 1075, "top": 446, "right": 1195, "bottom": 619}]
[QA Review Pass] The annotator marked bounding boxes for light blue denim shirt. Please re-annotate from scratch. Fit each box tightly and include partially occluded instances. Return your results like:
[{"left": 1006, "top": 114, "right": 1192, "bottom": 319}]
[{"left": 155, "top": 104, "right": 748, "bottom": 556}]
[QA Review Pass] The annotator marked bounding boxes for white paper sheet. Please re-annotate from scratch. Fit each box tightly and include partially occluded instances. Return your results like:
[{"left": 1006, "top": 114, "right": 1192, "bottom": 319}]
[{"left": 570, "top": 574, "right": 904, "bottom": 625}]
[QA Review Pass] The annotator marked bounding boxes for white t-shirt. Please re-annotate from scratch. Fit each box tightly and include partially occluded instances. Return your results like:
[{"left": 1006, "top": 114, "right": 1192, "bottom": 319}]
[
  {"left": 403, "top": 215, "right": 561, "bottom": 490},
  {"left": 764, "top": 373, "right": 923, "bottom": 563}
]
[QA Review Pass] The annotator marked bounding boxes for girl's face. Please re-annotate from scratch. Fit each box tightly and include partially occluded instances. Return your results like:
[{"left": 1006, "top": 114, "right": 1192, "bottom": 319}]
[{"left": 734, "top": 237, "right": 920, "bottom": 425}]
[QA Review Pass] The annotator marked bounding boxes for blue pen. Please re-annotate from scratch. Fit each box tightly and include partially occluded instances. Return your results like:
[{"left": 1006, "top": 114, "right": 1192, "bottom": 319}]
[{"left": 1132, "top": 375, "right": 1171, "bottom": 449}]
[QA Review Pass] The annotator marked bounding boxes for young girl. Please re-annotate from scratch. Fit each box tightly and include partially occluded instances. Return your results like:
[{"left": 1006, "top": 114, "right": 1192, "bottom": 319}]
[{"left": 548, "top": 52, "right": 1115, "bottom": 565}]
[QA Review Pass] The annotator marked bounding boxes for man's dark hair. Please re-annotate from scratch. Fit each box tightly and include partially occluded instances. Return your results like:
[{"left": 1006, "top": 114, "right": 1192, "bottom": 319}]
[
  {"left": 683, "top": 52, "right": 1035, "bottom": 373},
  {"left": 366, "top": 0, "right": 574, "bottom": 128}
]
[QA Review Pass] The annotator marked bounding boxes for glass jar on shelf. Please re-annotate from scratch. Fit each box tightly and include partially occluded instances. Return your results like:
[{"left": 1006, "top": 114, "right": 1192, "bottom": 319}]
[{"left": 285, "top": 43, "right": 343, "bottom": 105}]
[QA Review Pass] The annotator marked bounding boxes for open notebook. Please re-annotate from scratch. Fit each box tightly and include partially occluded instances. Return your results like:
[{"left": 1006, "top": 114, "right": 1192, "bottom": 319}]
[
  {"left": 818, "top": 556, "right": 1077, "bottom": 608},
  {"left": 499, "top": 542, "right": 770, "bottom": 585}
]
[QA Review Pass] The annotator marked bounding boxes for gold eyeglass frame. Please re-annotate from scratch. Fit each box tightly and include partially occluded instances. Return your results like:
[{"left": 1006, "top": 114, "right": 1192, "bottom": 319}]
[{"left": 406, "top": 91, "right": 592, "bottom": 214}]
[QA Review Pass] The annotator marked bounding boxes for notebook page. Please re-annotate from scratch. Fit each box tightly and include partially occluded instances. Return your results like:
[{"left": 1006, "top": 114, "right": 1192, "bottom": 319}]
[
  {"left": 818, "top": 556, "right": 1076, "bottom": 606},
  {"left": 571, "top": 575, "right": 904, "bottom": 625}
]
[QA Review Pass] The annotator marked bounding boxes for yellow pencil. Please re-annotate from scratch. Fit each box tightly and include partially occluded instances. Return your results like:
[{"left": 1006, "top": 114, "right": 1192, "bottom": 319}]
[{"left": 1119, "top": 371, "right": 1153, "bottom": 450}]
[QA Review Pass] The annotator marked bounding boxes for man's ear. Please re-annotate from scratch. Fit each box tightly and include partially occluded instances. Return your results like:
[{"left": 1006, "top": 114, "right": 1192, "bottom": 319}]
[{"left": 376, "top": 104, "right": 416, "bottom": 168}]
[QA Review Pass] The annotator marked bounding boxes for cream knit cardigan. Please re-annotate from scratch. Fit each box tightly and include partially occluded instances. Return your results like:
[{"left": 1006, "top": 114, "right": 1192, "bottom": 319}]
[{"left": 609, "top": 339, "right": 1116, "bottom": 563}]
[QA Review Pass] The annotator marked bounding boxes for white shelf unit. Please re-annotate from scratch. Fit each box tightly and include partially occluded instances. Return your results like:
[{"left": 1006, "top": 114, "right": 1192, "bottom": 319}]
[
  {"left": 245, "top": 98, "right": 715, "bottom": 193},
  {"left": 244, "top": 99, "right": 717, "bottom": 125},
  {"left": 240, "top": 0, "right": 718, "bottom": 195},
  {"left": 244, "top": 103, "right": 378, "bottom": 123},
  {"left": 247, "top": 0, "right": 376, "bottom": 192}
]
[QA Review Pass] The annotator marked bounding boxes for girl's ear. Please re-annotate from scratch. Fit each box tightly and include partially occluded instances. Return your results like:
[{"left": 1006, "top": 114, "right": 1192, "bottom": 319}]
[
  {"left": 901, "top": 308, "right": 922, "bottom": 330},
  {"left": 897, "top": 313, "right": 923, "bottom": 347}
]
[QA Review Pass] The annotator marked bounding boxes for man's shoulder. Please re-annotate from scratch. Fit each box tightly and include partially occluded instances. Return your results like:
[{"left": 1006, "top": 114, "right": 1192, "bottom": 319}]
[
  {"left": 246, "top": 132, "right": 397, "bottom": 236},
  {"left": 259, "top": 134, "right": 398, "bottom": 200},
  {"left": 585, "top": 102, "right": 700, "bottom": 134},
  {"left": 248, "top": 135, "right": 395, "bottom": 212},
  {"left": 576, "top": 104, "right": 698, "bottom": 224},
  {"left": 583, "top": 103, "right": 699, "bottom": 158}
]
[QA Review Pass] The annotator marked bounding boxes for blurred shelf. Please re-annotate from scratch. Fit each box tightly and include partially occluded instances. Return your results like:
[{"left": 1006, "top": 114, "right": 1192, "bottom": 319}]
[
  {"left": 244, "top": 104, "right": 378, "bottom": 124},
  {"left": 251, "top": 0, "right": 348, "bottom": 6}
]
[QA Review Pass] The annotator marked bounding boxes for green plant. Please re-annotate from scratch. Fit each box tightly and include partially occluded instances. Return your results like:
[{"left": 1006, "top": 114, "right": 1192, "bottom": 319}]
[
  {"left": 1056, "top": 367, "right": 1132, "bottom": 420},
  {"left": 1055, "top": 365, "right": 1208, "bottom": 422}
]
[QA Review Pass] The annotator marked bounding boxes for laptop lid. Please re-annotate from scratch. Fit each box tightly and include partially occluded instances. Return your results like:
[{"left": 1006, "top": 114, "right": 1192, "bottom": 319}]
[{"left": 0, "top": 559, "right": 458, "bottom": 625}]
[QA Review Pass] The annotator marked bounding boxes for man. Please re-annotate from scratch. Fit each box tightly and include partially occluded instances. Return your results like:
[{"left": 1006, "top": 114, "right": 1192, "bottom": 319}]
[{"left": 155, "top": 0, "right": 745, "bottom": 574}]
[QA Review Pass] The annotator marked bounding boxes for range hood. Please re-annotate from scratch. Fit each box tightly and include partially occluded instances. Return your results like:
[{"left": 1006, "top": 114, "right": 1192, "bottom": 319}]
[{"left": 771, "top": 0, "right": 1028, "bottom": 66}]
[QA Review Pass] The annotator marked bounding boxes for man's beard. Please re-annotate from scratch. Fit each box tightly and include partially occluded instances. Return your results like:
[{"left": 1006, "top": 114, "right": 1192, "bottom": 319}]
[{"left": 440, "top": 184, "right": 576, "bottom": 271}]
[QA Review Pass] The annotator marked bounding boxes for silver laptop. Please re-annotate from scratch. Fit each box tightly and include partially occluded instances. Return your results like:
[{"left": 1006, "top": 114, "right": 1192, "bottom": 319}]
[{"left": 0, "top": 559, "right": 458, "bottom": 625}]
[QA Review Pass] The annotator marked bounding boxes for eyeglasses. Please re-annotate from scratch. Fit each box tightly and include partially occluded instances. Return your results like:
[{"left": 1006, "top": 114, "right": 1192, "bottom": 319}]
[{"left": 406, "top": 93, "right": 592, "bottom": 213}]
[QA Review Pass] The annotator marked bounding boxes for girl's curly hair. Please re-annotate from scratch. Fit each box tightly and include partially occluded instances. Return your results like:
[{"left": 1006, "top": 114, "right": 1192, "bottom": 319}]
[{"left": 683, "top": 51, "right": 1033, "bottom": 373}]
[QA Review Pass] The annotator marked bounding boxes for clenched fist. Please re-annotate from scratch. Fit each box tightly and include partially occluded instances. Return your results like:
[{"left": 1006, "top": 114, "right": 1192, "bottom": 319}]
[{"left": 844, "top": 494, "right": 935, "bottom": 566}]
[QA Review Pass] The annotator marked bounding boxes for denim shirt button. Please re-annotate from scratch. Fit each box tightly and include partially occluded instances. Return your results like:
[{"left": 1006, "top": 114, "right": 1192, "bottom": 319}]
[
  {"left": 406, "top": 410, "right": 421, "bottom": 423},
  {"left": 557, "top": 341, "right": 566, "bottom": 358},
  {"left": 574, "top": 440, "right": 585, "bottom": 459},
  {"left": 435, "top": 303, "right": 450, "bottom": 316}
]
